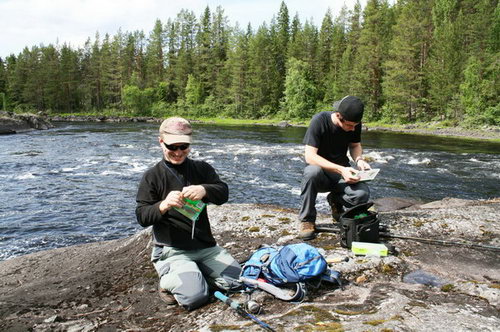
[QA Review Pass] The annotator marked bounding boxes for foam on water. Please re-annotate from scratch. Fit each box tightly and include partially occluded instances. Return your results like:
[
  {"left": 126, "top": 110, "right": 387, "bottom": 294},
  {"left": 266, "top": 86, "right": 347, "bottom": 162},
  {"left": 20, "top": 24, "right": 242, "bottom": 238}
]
[
  {"left": 16, "top": 172, "right": 36, "bottom": 180},
  {"left": 408, "top": 157, "right": 432, "bottom": 165},
  {"left": 1, "top": 122, "right": 499, "bottom": 261},
  {"left": 363, "top": 151, "right": 395, "bottom": 164}
]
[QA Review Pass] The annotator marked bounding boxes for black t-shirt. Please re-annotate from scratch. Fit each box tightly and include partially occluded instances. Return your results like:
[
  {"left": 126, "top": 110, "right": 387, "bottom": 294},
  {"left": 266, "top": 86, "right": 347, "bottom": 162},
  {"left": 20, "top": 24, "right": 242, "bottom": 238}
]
[{"left": 302, "top": 111, "right": 361, "bottom": 166}]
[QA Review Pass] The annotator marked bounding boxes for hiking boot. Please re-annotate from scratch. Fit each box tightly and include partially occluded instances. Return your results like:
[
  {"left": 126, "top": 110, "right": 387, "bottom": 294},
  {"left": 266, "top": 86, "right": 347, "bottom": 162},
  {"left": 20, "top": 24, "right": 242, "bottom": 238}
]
[
  {"left": 326, "top": 193, "right": 343, "bottom": 222},
  {"left": 158, "top": 285, "right": 177, "bottom": 305},
  {"left": 298, "top": 221, "right": 316, "bottom": 240}
]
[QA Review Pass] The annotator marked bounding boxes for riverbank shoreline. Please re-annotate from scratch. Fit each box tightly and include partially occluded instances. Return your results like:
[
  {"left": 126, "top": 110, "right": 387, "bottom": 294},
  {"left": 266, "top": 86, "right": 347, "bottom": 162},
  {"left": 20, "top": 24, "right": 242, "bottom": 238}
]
[
  {"left": 47, "top": 114, "right": 500, "bottom": 141},
  {"left": 2, "top": 111, "right": 498, "bottom": 141}
]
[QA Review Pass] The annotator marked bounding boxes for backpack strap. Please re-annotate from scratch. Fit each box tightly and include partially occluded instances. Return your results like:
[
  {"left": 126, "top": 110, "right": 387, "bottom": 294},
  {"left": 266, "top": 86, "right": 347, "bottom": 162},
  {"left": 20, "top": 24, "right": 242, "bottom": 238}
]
[
  {"left": 320, "top": 269, "right": 344, "bottom": 290},
  {"left": 240, "top": 277, "right": 306, "bottom": 302}
]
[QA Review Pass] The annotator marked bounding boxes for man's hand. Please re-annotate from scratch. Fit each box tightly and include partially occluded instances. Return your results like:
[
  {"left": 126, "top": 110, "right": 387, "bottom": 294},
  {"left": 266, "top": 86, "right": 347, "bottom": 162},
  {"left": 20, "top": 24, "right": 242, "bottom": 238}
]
[
  {"left": 356, "top": 159, "right": 371, "bottom": 171},
  {"left": 159, "top": 190, "right": 184, "bottom": 214},
  {"left": 181, "top": 185, "right": 207, "bottom": 201},
  {"left": 341, "top": 167, "right": 360, "bottom": 184}
]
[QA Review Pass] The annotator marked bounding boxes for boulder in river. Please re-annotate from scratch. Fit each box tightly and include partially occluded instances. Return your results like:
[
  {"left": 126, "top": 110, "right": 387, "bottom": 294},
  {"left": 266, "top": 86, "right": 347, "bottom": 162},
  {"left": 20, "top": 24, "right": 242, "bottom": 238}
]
[{"left": 0, "top": 111, "right": 53, "bottom": 134}]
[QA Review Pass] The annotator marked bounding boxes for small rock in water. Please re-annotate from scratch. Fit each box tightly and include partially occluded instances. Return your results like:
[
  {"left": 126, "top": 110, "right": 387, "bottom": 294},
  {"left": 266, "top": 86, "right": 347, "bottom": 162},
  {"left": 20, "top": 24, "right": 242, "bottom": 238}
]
[{"left": 403, "top": 269, "right": 448, "bottom": 287}]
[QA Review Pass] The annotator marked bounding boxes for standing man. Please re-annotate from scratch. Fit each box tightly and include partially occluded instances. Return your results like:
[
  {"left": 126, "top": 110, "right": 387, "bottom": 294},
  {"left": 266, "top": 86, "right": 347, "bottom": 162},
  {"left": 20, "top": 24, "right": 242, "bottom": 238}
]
[
  {"left": 298, "top": 96, "right": 372, "bottom": 240},
  {"left": 136, "top": 117, "right": 241, "bottom": 310}
]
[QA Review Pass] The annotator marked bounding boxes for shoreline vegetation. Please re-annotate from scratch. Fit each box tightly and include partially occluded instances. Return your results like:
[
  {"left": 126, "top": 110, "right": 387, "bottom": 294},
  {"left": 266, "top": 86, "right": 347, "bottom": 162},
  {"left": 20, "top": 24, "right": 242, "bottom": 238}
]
[
  {"left": 1, "top": 110, "right": 499, "bottom": 141},
  {"left": 48, "top": 112, "right": 500, "bottom": 141}
]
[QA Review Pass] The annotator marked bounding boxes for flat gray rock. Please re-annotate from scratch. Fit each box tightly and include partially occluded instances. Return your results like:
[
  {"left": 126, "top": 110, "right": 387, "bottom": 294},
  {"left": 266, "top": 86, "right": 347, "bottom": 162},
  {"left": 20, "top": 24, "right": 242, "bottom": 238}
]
[
  {"left": 373, "top": 197, "right": 422, "bottom": 211},
  {"left": 0, "top": 198, "right": 498, "bottom": 331}
]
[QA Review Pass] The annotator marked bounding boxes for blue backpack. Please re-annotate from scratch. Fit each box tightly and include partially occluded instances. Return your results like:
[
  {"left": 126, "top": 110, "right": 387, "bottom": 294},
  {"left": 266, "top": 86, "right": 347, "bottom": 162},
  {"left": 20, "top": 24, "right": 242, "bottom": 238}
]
[{"left": 241, "top": 243, "right": 328, "bottom": 285}]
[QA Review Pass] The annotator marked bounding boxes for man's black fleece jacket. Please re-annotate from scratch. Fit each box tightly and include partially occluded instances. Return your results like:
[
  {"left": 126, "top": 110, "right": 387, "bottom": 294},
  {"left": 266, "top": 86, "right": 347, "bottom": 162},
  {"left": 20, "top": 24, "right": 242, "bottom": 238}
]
[{"left": 135, "top": 158, "right": 228, "bottom": 250}]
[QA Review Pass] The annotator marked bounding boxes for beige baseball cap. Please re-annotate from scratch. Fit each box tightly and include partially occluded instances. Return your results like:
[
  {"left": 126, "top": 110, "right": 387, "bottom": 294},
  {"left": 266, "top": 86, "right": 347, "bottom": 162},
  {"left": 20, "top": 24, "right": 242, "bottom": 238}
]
[{"left": 159, "top": 117, "right": 192, "bottom": 144}]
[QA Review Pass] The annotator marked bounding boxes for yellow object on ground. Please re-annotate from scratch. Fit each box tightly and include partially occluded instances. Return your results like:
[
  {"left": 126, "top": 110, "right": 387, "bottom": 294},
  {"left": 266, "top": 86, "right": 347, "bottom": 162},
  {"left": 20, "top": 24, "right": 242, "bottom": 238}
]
[{"left": 351, "top": 242, "right": 388, "bottom": 256}]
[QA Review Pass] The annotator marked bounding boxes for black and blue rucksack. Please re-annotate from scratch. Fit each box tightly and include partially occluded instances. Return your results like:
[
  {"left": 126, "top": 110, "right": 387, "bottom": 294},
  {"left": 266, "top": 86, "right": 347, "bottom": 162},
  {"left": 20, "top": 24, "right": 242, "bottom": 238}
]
[{"left": 240, "top": 243, "right": 342, "bottom": 301}]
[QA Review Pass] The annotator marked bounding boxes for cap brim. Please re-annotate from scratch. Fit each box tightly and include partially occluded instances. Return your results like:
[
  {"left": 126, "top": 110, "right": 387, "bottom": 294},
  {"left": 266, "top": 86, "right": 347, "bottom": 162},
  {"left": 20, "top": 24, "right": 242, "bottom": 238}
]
[{"left": 162, "top": 134, "right": 192, "bottom": 144}]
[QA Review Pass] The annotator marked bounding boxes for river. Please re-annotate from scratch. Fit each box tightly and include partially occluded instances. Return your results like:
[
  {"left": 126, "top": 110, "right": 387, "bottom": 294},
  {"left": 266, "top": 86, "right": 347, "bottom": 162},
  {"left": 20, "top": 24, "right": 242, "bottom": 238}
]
[{"left": 1, "top": 122, "right": 499, "bottom": 260}]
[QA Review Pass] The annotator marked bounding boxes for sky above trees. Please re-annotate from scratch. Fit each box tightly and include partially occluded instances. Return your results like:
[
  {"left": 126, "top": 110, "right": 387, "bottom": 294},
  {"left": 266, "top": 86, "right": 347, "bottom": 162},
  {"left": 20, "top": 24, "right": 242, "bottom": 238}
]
[{"left": 0, "top": 0, "right": 368, "bottom": 59}]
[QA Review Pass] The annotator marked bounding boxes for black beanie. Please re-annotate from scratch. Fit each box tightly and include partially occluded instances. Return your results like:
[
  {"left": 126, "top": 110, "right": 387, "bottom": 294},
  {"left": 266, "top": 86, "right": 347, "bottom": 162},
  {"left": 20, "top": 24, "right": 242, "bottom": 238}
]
[{"left": 332, "top": 96, "right": 364, "bottom": 122}]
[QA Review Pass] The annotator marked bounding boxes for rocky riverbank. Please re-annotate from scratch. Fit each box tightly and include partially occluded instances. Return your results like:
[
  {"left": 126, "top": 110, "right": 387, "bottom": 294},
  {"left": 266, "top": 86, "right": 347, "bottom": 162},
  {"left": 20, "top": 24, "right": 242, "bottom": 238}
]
[
  {"left": 0, "top": 111, "right": 53, "bottom": 134},
  {"left": 0, "top": 112, "right": 497, "bottom": 140},
  {"left": 48, "top": 114, "right": 161, "bottom": 124},
  {"left": 368, "top": 124, "right": 500, "bottom": 141},
  {"left": 1, "top": 197, "right": 498, "bottom": 331},
  {"left": 49, "top": 114, "right": 500, "bottom": 141}
]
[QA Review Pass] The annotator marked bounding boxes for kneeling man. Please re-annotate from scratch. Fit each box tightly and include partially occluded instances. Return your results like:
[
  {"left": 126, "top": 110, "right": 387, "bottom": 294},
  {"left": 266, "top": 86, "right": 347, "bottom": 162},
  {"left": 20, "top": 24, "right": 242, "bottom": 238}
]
[{"left": 136, "top": 117, "right": 241, "bottom": 310}]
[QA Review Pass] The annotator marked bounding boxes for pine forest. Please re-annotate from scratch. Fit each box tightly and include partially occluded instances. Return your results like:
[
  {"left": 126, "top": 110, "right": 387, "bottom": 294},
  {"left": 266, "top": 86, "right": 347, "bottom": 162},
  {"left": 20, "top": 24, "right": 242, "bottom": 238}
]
[{"left": 0, "top": 0, "right": 498, "bottom": 126}]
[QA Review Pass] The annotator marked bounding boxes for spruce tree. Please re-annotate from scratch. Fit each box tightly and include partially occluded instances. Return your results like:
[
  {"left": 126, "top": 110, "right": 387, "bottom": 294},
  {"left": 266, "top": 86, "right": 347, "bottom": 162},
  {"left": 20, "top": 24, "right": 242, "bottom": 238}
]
[
  {"left": 196, "top": 7, "right": 212, "bottom": 97},
  {"left": 226, "top": 24, "right": 252, "bottom": 117},
  {"left": 164, "top": 19, "right": 180, "bottom": 102},
  {"left": 21, "top": 46, "right": 44, "bottom": 110},
  {"left": 489, "top": 2, "right": 500, "bottom": 52},
  {"left": 59, "top": 44, "right": 81, "bottom": 112},
  {"left": 5, "top": 55, "right": 18, "bottom": 109},
  {"left": 145, "top": 19, "right": 165, "bottom": 87},
  {"left": 427, "top": 0, "right": 462, "bottom": 120},
  {"left": 288, "top": 14, "right": 304, "bottom": 60},
  {"left": 173, "top": 9, "right": 197, "bottom": 100},
  {"left": 352, "top": 0, "right": 394, "bottom": 120},
  {"left": 301, "top": 20, "right": 319, "bottom": 85},
  {"left": 318, "top": 9, "right": 334, "bottom": 101},
  {"left": 248, "top": 23, "right": 276, "bottom": 117},
  {"left": 210, "top": 6, "right": 231, "bottom": 106},
  {"left": 382, "top": 0, "right": 433, "bottom": 122},
  {"left": 0, "top": 58, "right": 6, "bottom": 95},
  {"left": 107, "top": 34, "right": 124, "bottom": 108},
  {"left": 100, "top": 34, "right": 117, "bottom": 109},
  {"left": 0, "top": 58, "right": 6, "bottom": 110},
  {"left": 79, "top": 39, "right": 93, "bottom": 111},
  {"left": 337, "top": 1, "right": 362, "bottom": 98},
  {"left": 326, "top": 6, "right": 348, "bottom": 102},
  {"left": 89, "top": 33, "right": 103, "bottom": 110}
]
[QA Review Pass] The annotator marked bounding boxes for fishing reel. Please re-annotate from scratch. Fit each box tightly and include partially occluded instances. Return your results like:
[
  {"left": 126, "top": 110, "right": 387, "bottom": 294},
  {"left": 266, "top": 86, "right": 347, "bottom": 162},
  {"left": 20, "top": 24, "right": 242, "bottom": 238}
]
[{"left": 244, "top": 300, "right": 261, "bottom": 314}]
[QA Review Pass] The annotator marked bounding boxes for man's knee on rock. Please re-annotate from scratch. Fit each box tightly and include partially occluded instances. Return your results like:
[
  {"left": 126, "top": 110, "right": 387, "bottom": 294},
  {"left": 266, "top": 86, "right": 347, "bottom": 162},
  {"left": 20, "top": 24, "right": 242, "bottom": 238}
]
[
  {"left": 173, "top": 271, "right": 210, "bottom": 311},
  {"left": 178, "top": 290, "right": 209, "bottom": 311}
]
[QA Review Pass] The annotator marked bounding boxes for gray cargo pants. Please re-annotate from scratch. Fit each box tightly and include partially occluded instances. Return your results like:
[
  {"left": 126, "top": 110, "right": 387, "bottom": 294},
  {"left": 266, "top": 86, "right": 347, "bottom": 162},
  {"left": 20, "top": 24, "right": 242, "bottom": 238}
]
[
  {"left": 299, "top": 165, "right": 370, "bottom": 223},
  {"left": 152, "top": 245, "right": 241, "bottom": 310}
]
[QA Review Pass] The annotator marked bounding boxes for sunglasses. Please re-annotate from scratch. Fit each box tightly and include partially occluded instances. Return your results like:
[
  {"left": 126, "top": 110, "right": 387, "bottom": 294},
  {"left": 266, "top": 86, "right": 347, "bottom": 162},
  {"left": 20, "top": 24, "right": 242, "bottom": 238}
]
[{"left": 163, "top": 143, "right": 190, "bottom": 151}]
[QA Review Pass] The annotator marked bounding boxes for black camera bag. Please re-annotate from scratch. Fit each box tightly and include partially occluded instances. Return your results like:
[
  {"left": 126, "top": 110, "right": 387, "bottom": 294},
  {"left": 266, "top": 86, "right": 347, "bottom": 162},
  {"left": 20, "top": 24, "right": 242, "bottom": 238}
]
[{"left": 340, "top": 202, "right": 379, "bottom": 248}]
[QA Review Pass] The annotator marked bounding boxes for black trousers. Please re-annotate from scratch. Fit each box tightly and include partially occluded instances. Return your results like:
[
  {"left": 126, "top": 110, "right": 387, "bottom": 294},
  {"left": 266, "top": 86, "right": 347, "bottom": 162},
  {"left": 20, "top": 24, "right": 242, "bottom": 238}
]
[{"left": 299, "top": 165, "right": 370, "bottom": 223}]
